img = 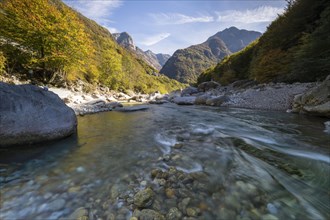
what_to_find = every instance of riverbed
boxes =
[0,104,329,220]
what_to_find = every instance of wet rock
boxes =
[133,209,165,220]
[198,81,221,92]
[172,97,196,105]
[261,214,279,220]
[49,198,66,211]
[166,207,182,220]
[0,82,77,146]
[114,105,149,112]
[165,188,176,198]
[67,207,89,220]
[149,100,168,104]
[105,102,123,109]
[186,207,200,217]
[134,188,154,208]
[292,75,330,117]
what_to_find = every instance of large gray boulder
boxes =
[292,76,330,117]
[172,96,196,105]
[0,82,77,146]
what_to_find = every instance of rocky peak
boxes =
[113,32,136,50]
[112,32,171,70]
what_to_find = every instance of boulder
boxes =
[172,96,196,105]
[181,86,198,96]
[292,75,330,117]
[205,95,229,106]
[195,94,211,105]
[114,105,149,112]
[197,81,221,92]
[0,82,77,146]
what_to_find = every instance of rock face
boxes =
[0,82,77,146]
[112,32,170,70]
[160,27,261,84]
[292,75,330,117]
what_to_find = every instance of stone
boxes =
[133,188,154,208]
[48,198,66,211]
[149,100,168,104]
[67,207,89,220]
[166,207,182,220]
[186,207,200,217]
[181,86,199,96]
[205,95,229,106]
[197,81,221,92]
[194,94,211,105]
[133,209,165,220]
[114,105,149,112]
[292,75,330,117]
[165,188,176,198]
[172,96,196,105]
[0,82,77,146]
[105,102,123,109]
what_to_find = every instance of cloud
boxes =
[64,0,122,25]
[140,33,171,46]
[149,13,214,25]
[216,6,284,24]
[105,26,119,34]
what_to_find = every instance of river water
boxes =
[0,104,329,220]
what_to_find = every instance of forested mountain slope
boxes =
[198,0,330,85]
[0,0,182,93]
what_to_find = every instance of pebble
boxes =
[133,188,154,208]
[48,198,66,211]
[166,207,182,220]
[76,167,85,173]
[261,214,279,220]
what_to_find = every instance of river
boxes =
[0,104,329,220]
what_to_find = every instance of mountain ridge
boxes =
[160,27,261,84]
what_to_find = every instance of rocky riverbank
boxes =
[162,76,330,118]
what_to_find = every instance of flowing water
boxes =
[0,104,329,220]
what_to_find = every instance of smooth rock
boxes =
[133,188,154,208]
[172,97,196,105]
[0,82,77,146]
[48,198,66,211]
[114,105,149,112]
[292,75,330,117]
[205,95,229,106]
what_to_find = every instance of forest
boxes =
[0,0,182,93]
[198,0,330,85]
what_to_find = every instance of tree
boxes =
[0,51,6,73]
[0,0,92,81]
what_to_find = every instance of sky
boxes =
[63,0,287,55]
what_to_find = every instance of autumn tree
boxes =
[0,0,92,81]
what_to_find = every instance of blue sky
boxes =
[64,0,287,55]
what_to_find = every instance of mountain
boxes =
[198,0,330,85]
[160,27,261,84]
[113,32,171,71]
[0,0,182,93]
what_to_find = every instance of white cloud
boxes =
[149,13,214,25]
[140,33,171,46]
[105,26,119,34]
[64,0,122,25]
[216,6,284,24]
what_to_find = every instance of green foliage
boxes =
[0,0,183,93]
[198,0,330,85]
[0,51,6,73]
[0,0,92,81]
